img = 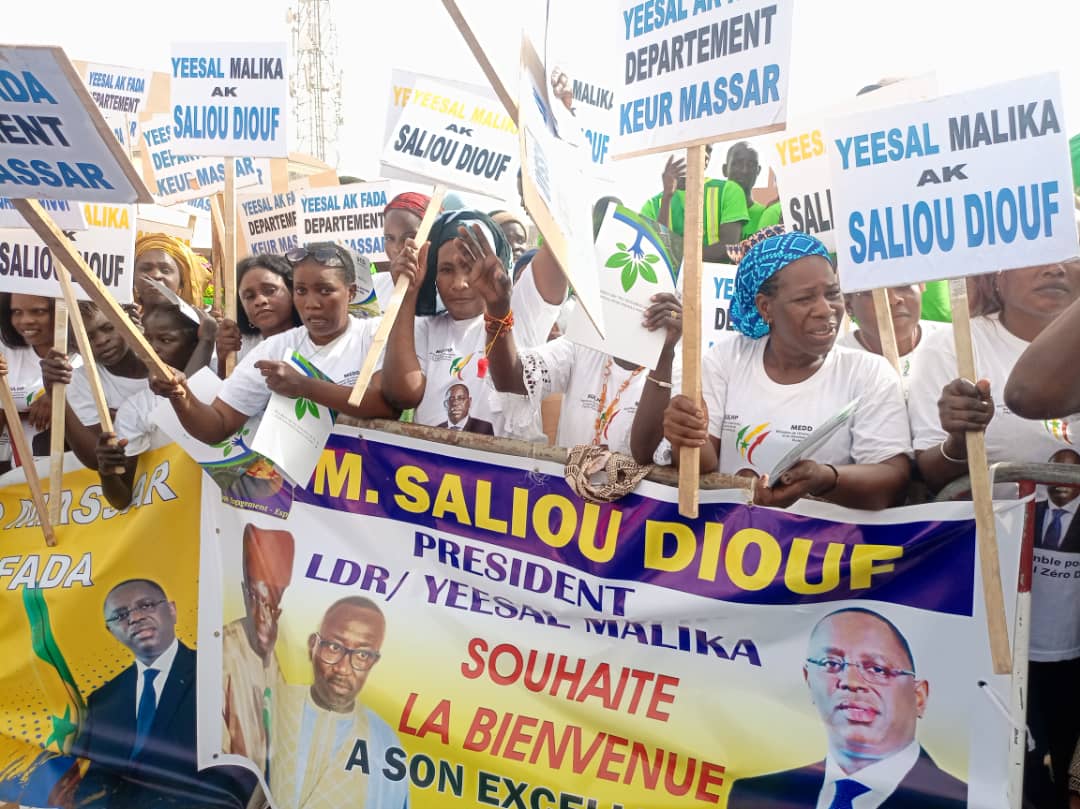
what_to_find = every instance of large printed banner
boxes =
[199,429,1021,809]
[827,72,1079,291]
[613,0,795,158]
[0,203,135,302]
[0,447,260,809]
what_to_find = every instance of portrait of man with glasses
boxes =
[268,596,409,809]
[69,578,257,809]
[222,525,295,780]
[436,383,494,435]
[728,607,966,809]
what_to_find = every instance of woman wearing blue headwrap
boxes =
[633,231,912,509]
[388,210,566,434]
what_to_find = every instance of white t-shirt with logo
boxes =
[115,382,171,457]
[0,345,46,462]
[504,338,679,461]
[703,332,911,476]
[836,319,951,395]
[219,318,380,417]
[68,365,150,427]
[908,313,1080,661]
[413,266,560,432]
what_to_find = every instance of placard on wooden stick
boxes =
[0,366,55,546]
[679,145,707,518]
[48,303,69,527]
[440,0,519,126]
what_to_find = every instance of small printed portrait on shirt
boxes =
[1036,449,1080,553]
[436,383,494,435]
[726,607,967,809]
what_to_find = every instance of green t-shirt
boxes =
[758,201,783,229]
[921,279,952,323]
[743,202,765,238]
[640,179,748,247]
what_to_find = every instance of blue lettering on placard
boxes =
[834,123,939,170]
[963,182,1060,247]
[0,71,58,104]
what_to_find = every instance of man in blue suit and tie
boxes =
[727,608,966,809]
[70,579,256,809]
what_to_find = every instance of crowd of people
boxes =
[1,135,1080,807]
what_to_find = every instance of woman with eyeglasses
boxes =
[214,254,302,365]
[152,241,423,445]
[387,210,565,436]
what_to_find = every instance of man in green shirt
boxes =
[640,143,749,262]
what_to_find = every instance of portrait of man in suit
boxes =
[71,578,256,809]
[436,383,494,435]
[1035,449,1080,553]
[269,596,408,809]
[222,525,295,778]
[727,607,966,809]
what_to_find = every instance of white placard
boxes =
[0,198,87,230]
[0,45,151,203]
[83,61,150,117]
[296,181,418,263]
[249,349,335,485]
[613,0,795,159]
[565,203,677,368]
[828,73,1080,291]
[238,188,300,256]
[770,76,938,252]
[169,42,288,157]
[381,75,519,199]
[141,113,268,204]
[0,203,135,301]
[701,261,738,348]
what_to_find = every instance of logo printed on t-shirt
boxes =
[736,423,770,464]
[1045,418,1074,445]
[449,354,474,379]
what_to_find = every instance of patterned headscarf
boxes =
[418,210,512,317]
[134,233,211,308]
[730,232,831,339]
[385,192,431,220]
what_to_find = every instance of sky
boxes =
[6,0,1080,212]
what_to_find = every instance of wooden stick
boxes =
[949,277,1012,674]
[0,358,56,546]
[11,199,173,380]
[346,185,447,408]
[55,265,125,475]
[441,0,519,125]
[48,302,69,527]
[222,162,238,377]
[870,288,901,374]
[678,145,706,519]
[210,194,227,311]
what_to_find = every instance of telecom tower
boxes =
[288,0,343,167]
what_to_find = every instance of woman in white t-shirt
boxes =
[907,260,1080,805]
[391,210,564,435]
[215,254,302,365]
[654,231,912,510]
[39,302,150,471]
[838,284,950,395]
[152,243,422,445]
[0,293,68,470]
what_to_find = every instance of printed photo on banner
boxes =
[0,45,151,203]
[0,203,136,303]
[613,0,795,158]
[0,447,261,809]
[197,429,1022,809]
[382,71,519,200]
[827,72,1080,291]
[169,42,289,158]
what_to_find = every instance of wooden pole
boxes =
[346,185,447,408]
[949,277,1012,674]
[678,145,706,519]
[12,199,173,379]
[871,288,901,374]
[441,0,519,125]
[221,161,239,377]
[54,265,125,475]
[0,357,56,547]
[48,302,69,527]
[210,194,227,313]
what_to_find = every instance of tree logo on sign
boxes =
[606,228,660,292]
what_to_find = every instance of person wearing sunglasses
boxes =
[68,578,257,809]
[728,608,965,809]
[268,596,409,809]
[151,241,424,444]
